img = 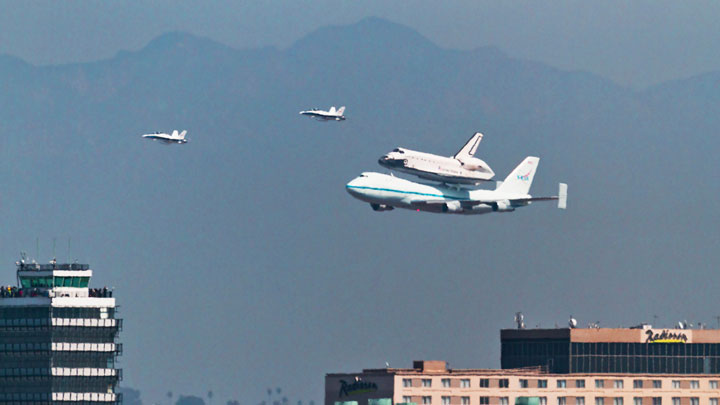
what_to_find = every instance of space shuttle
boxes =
[378,132,495,184]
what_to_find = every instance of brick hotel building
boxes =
[325,327,720,405]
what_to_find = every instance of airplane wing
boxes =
[410,182,567,210]
[510,183,567,208]
[409,199,483,208]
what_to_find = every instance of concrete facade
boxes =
[326,361,720,405]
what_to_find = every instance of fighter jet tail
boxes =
[171,130,179,138]
[453,132,483,159]
[328,106,337,114]
[337,106,346,115]
[178,130,187,140]
[496,156,539,195]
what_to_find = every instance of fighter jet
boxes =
[142,130,188,144]
[299,106,346,121]
[378,132,494,184]
[346,156,567,215]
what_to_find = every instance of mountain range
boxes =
[1,17,719,404]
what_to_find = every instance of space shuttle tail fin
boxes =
[453,132,483,159]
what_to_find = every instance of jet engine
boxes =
[442,201,463,213]
[370,203,394,212]
[492,201,515,212]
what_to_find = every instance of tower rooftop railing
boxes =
[17,262,89,271]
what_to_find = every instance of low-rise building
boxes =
[326,327,720,405]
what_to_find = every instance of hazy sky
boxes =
[2,1,720,87]
[2,3,720,405]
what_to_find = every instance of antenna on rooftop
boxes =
[715,316,720,329]
[514,312,525,329]
[67,237,71,263]
[36,237,39,261]
[52,237,57,263]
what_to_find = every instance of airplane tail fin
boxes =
[453,132,483,159]
[337,106,346,115]
[178,130,187,139]
[171,130,179,138]
[496,156,539,195]
[328,106,336,114]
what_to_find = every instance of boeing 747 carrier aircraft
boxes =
[378,132,494,184]
[347,156,566,215]
[299,106,346,121]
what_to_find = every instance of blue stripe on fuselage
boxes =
[345,185,465,200]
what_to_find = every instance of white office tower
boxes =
[0,258,122,404]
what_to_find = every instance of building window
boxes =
[423,397,432,405]
[596,380,605,389]
[480,397,490,405]
[500,398,509,405]
[709,399,718,405]
[499,379,509,388]
[403,397,412,403]
[576,398,585,405]
[558,380,567,388]
[690,381,699,389]
[652,381,662,389]
[442,397,451,405]
[462,397,470,405]
[403,379,413,388]
[576,380,586,388]
[614,380,623,389]
[442,379,451,388]
[671,381,680,389]
[652,398,661,405]
[689,399,698,405]
[559,397,567,405]
[479,379,489,388]
[633,380,643,389]
[520,379,529,388]
[595,399,604,405]
[461,379,471,388]
[614,398,623,405]
[540,398,547,405]
[671,398,680,405]
[423,379,432,388]
[710,381,719,389]
[538,380,548,388]
[633,398,642,405]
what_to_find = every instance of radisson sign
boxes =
[339,379,378,397]
[645,329,689,343]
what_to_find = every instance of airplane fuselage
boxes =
[142,134,188,144]
[379,149,494,184]
[299,111,345,121]
[346,172,529,215]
